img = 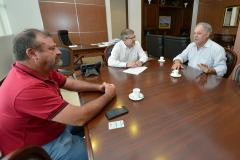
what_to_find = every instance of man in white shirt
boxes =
[108,29,148,68]
[172,22,227,77]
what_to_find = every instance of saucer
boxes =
[158,59,166,62]
[170,73,181,78]
[129,93,144,101]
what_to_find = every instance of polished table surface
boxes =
[78,60,240,160]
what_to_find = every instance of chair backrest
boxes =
[233,64,240,82]
[1,146,51,160]
[58,46,75,76]
[224,48,237,78]
[146,34,163,58]
[163,35,190,59]
[57,30,72,46]
[104,45,114,64]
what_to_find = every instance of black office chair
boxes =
[163,35,190,59]
[58,30,73,46]
[233,64,240,83]
[58,46,81,77]
[146,34,164,58]
[224,48,237,78]
[1,146,51,160]
[104,45,114,65]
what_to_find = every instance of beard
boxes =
[49,57,62,70]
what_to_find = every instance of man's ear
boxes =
[26,48,38,61]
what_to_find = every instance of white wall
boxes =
[128,0,142,43]
[0,35,14,80]
[0,0,43,79]
[190,0,199,41]
[5,0,43,34]
[110,0,127,39]
[105,0,112,40]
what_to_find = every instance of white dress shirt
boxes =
[108,40,148,68]
[173,39,227,77]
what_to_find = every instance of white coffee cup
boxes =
[172,69,179,75]
[160,56,164,61]
[132,88,141,98]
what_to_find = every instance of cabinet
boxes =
[142,0,193,49]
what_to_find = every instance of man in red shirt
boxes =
[0,29,116,160]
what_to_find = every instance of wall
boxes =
[5,0,44,34]
[128,0,142,43]
[197,0,239,35]
[110,0,127,39]
[39,0,108,45]
[0,0,43,80]
[0,35,14,80]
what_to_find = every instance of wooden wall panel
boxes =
[80,32,107,44]
[75,0,105,5]
[197,0,240,35]
[40,0,74,2]
[38,0,108,45]
[39,2,78,32]
[77,5,98,32]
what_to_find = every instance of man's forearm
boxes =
[63,78,100,92]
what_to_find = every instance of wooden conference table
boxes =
[70,44,107,63]
[78,59,240,160]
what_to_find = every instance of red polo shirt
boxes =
[0,62,68,155]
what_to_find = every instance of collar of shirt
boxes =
[193,39,212,49]
[14,62,51,81]
[120,40,128,49]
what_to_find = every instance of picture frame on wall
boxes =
[159,16,171,29]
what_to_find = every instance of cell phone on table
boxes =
[105,106,129,120]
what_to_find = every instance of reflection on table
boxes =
[78,59,240,160]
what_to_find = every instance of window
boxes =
[0,0,12,36]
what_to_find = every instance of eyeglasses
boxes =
[127,35,136,40]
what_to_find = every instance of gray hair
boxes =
[120,28,134,40]
[13,29,51,61]
[196,22,212,33]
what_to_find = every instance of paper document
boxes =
[108,120,124,130]
[123,67,147,75]
[69,45,78,48]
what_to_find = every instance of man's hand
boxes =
[197,64,216,74]
[135,60,143,67]
[104,83,116,98]
[98,82,106,92]
[171,60,184,70]
[126,62,138,68]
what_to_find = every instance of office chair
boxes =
[146,34,163,58]
[58,30,73,46]
[1,146,51,160]
[163,35,190,59]
[104,45,114,65]
[233,64,240,83]
[58,46,81,77]
[224,48,237,78]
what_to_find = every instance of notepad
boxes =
[123,67,147,75]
